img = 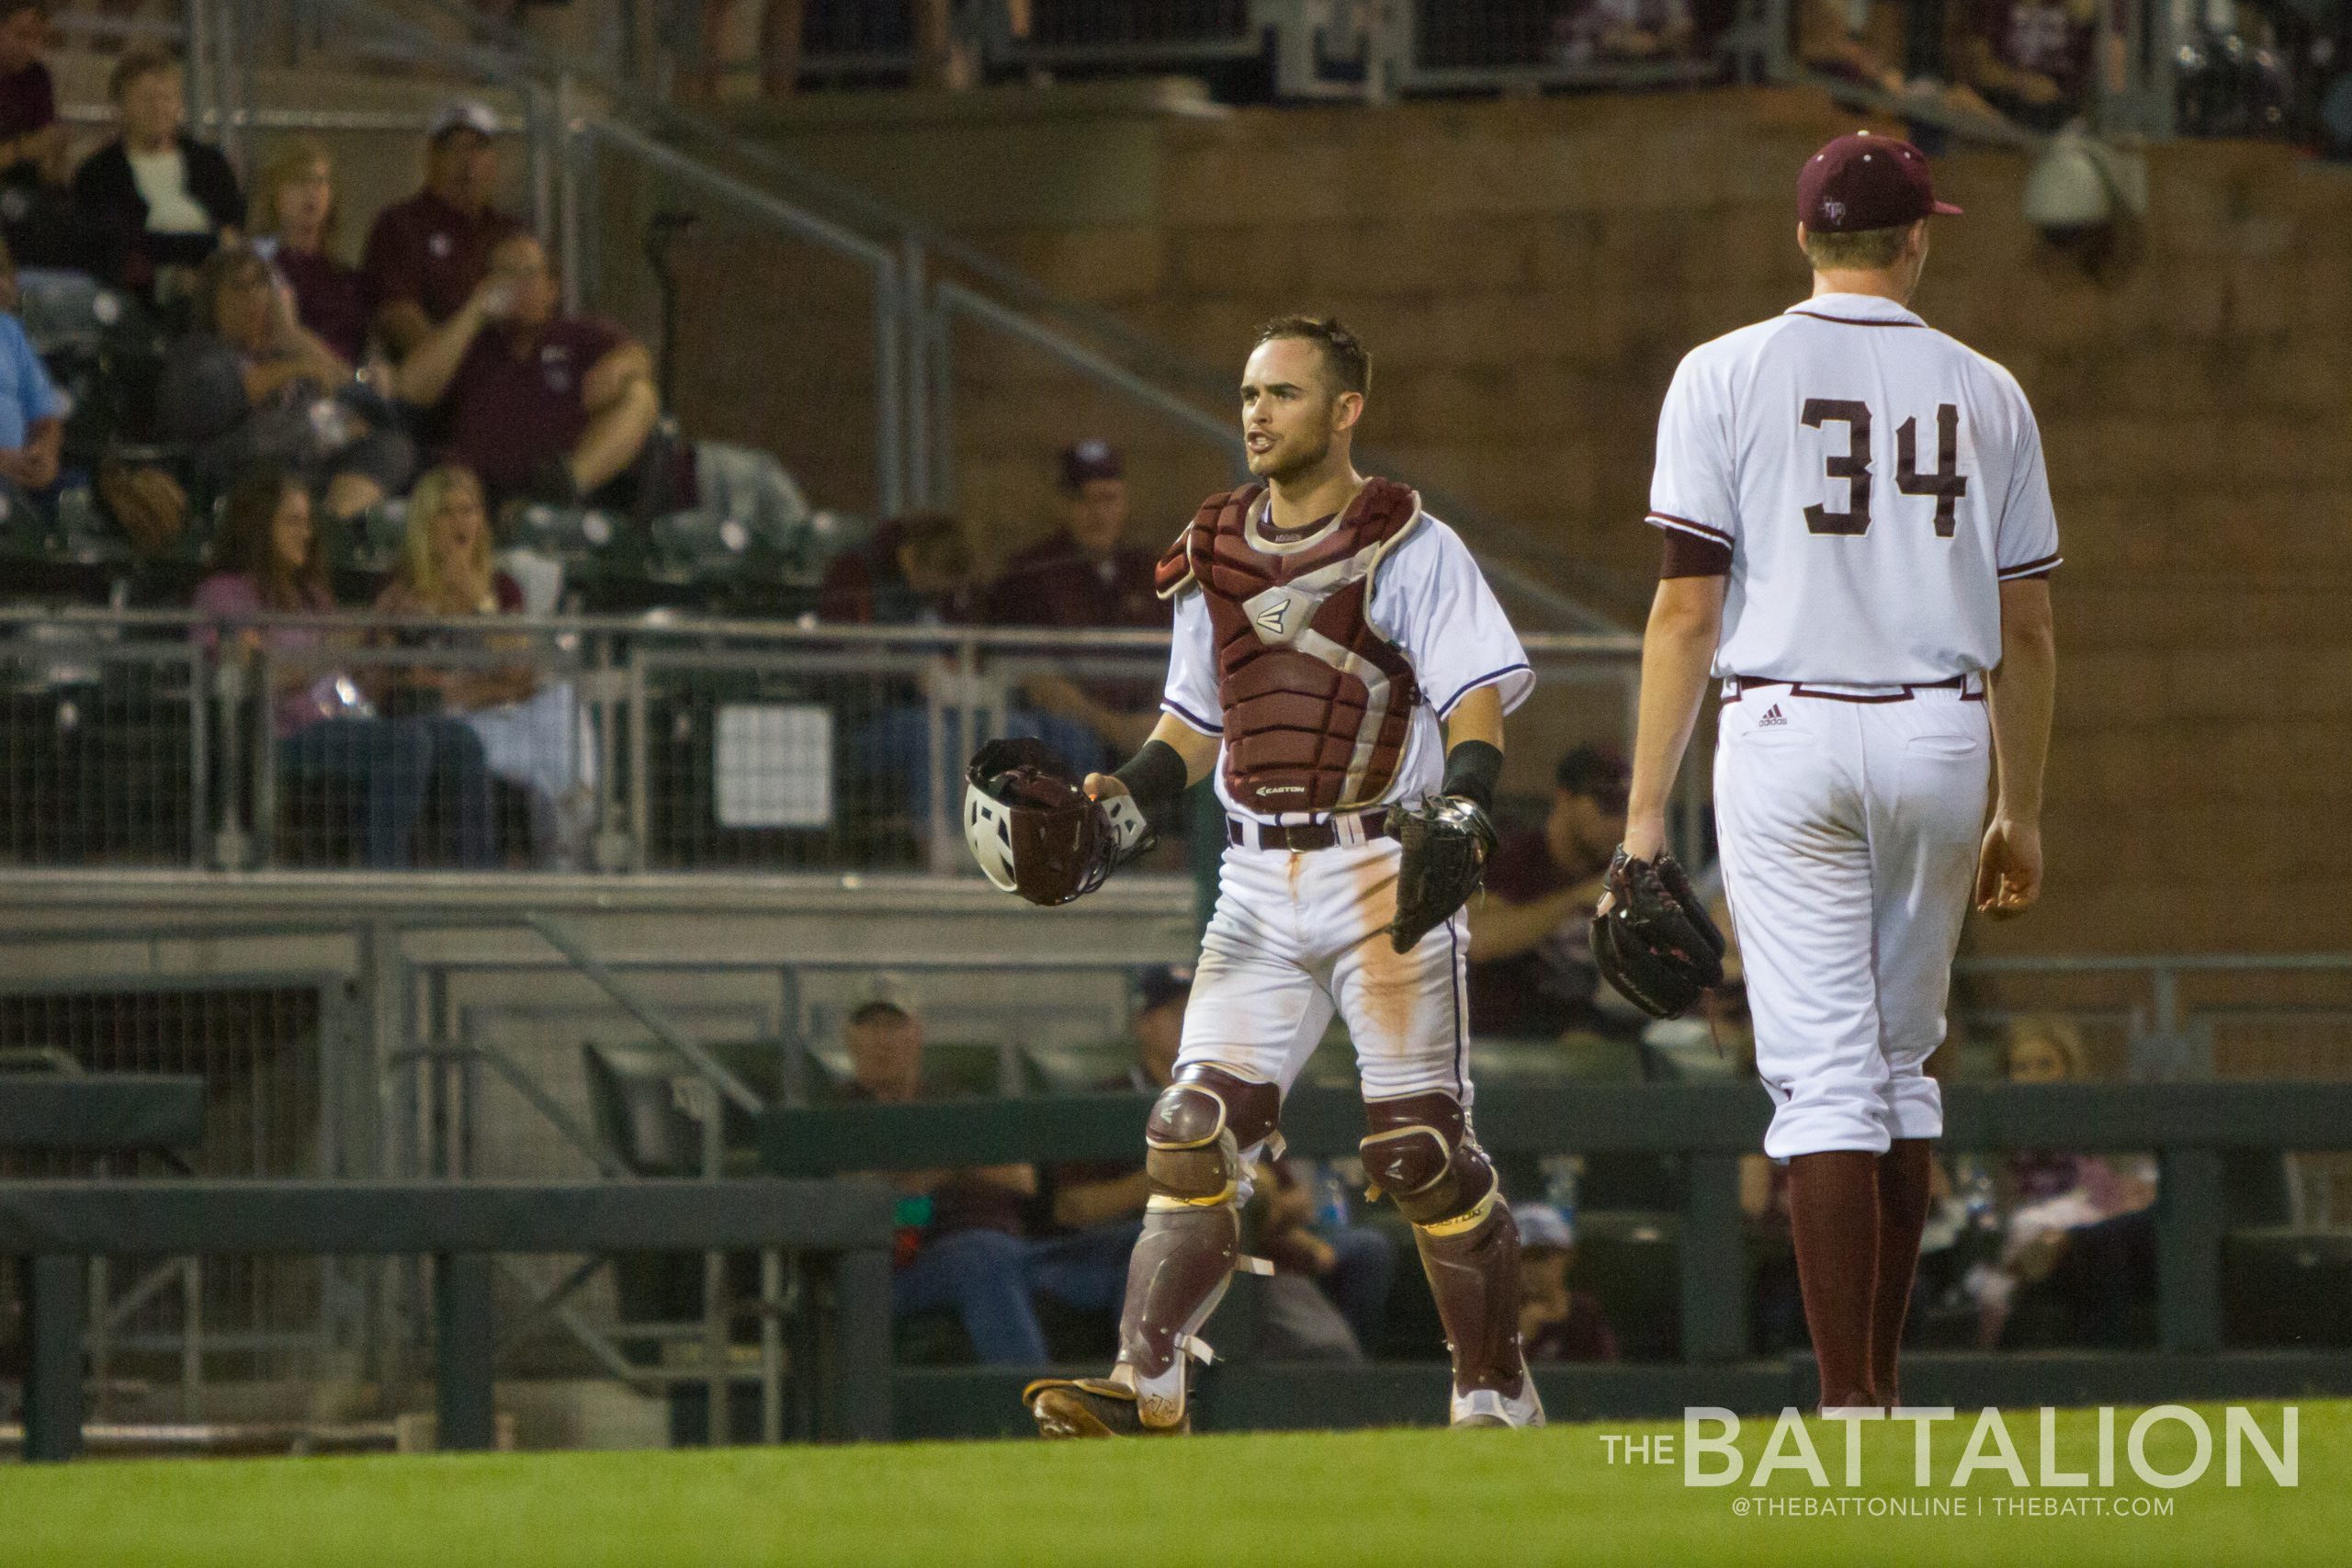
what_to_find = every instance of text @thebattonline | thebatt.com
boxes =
[1594,1405,2299,1518]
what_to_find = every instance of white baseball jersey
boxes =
[1159,514,1533,827]
[1646,292,2061,685]
[1156,509,1530,1111]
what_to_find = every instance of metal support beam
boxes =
[1679,1152,1745,1362]
[523,913,762,1113]
[830,1247,894,1442]
[433,1253,498,1450]
[2156,1147,2223,1353]
[24,1255,86,1461]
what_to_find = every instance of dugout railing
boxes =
[0,1177,898,1462]
[0,606,1668,879]
[758,1078,2352,1431]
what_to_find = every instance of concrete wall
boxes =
[701,84,2352,959]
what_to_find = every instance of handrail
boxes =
[321,0,1635,630]
[0,603,1644,655]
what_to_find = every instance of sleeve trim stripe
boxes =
[1646,513,1734,546]
[1161,699,1223,736]
[1434,663,1532,719]
[1997,552,2063,580]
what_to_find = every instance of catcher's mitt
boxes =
[1591,849,1726,1019]
[1385,795,1497,953]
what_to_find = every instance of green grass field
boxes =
[6,1399,2341,1567]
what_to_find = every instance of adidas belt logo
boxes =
[1758,704,1787,728]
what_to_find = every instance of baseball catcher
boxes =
[1591,847,1726,1019]
[970,316,1543,1437]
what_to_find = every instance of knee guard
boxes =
[1143,1065,1281,1208]
[1358,1090,1500,1233]
[1363,1091,1527,1397]
[1116,1064,1282,1427]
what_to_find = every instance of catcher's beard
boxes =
[1254,428,1334,487]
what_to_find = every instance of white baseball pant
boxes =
[1178,831,1473,1109]
[1713,678,1991,1160]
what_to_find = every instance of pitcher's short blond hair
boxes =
[1803,223,1913,273]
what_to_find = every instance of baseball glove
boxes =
[1591,849,1727,1019]
[1385,795,1497,953]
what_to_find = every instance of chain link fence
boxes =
[0,608,1651,878]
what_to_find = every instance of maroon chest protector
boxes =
[1155,479,1425,815]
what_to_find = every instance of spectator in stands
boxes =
[825,513,986,840]
[156,243,413,519]
[1798,0,1898,86]
[394,231,660,512]
[0,2,69,270]
[374,464,592,868]
[1467,744,1642,1042]
[1513,1201,1620,1362]
[983,439,1168,764]
[1026,966,1188,1344]
[1045,967,1395,1359]
[848,977,1057,1364]
[687,0,805,99]
[250,140,370,367]
[360,100,523,361]
[1964,1017,2158,1348]
[1956,0,2096,130]
[1250,1153,1397,1360]
[1550,0,1696,66]
[0,239,62,509]
[0,2,58,184]
[71,43,243,299]
[820,512,978,626]
[191,465,495,869]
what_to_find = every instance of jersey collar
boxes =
[1783,293,1927,328]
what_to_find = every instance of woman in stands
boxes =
[249,140,370,367]
[192,464,495,869]
[1964,1018,2159,1348]
[377,464,591,867]
[156,243,413,523]
[69,43,242,302]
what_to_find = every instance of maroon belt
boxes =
[1227,808,1392,852]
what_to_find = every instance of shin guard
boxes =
[1112,1064,1279,1429]
[1363,1091,1529,1399]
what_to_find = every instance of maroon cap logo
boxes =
[1798,131,1963,233]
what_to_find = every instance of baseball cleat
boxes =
[1449,1371,1545,1430]
[1023,1377,1189,1438]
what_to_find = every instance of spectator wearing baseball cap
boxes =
[1466,743,1645,1042]
[1040,964,1396,1362]
[69,43,243,298]
[1956,0,2096,133]
[840,974,1059,1365]
[982,439,1170,766]
[1514,1201,1620,1363]
[361,98,524,360]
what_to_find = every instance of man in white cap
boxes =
[361,99,523,360]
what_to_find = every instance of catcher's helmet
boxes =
[963,739,1118,907]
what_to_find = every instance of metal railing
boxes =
[0,606,1661,878]
[141,0,1638,630]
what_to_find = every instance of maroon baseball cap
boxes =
[1798,132,1962,233]
[1057,438,1124,491]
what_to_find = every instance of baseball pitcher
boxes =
[1601,132,2060,1411]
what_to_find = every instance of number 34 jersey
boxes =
[1645,291,2061,686]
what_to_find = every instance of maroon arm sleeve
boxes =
[1659,529,1733,579]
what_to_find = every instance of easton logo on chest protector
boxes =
[1155,479,1426,815]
